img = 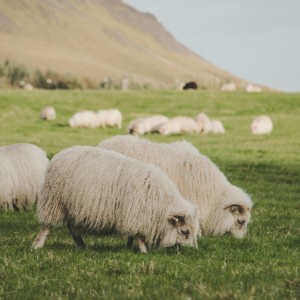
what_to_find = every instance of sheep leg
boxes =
[135,235,147,253]
[33,223,52,249]
[67,223,86,250]
[127,237,134,249]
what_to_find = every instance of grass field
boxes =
[0,90,299,300]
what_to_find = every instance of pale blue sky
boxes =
[125,0,300,92]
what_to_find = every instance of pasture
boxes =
[0,89,299,300]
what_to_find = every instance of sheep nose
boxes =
[237,220,245,226]
[181,229,189,238]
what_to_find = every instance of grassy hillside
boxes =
[0,0,258,89]
[0,90,299,299]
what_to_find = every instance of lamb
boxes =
[211,120,225,134]
[246,83,262,93]
[194,113,212,134]
[98,136,253,238]
[68,111,99,129]
[221,82,236,92]
[0,144,49,211]
[250,116,273,134]
[167,140,200,155]
[158,117,200,136]
[40,106,56,121]
[97,109,122,129]
[126,118,144,134]
[132,115,169,135]
[33,146,199,253]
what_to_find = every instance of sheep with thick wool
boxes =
[97,109,122,129]
[250,116,273,134]
[0,144,49,211]
[158,117,200,136]
[129,115,169,135]
[98,136,252,238]
[126,118,144,134]
[40,106,56,121]
[167,140,200,155]
[33,146,199,253]
[211,120,225,134]
[68,111,99,129]
[194,113,212,134]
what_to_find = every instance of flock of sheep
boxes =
[40,106,273,135]
[1,136,252,253]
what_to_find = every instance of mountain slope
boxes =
[0,0,256,88]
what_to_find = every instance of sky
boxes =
[125,0,300,92]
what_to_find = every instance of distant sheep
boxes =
[158,117,200,136]
[0,144,49,211]
[221,82,236,92]
[24,83,34,91]
[40,106,56,121]
[132,115,169,135]
[98,136,253,238]
[211,120,225,134]
[68,111,99,129]
[167,140,200,155]
[183,82,198,90]
[246,83,262,93]
[126,118,144,134]
[97,109,122,129]
[194,113,212,134]
[33,146,199,253]
[250,116,273,134]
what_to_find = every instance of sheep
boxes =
[23,83,34,91]
[221,82,236,92]
[194,113,212,134]
[97,109,122,129]
[0,143,49,211]
[246,83,262,93]
[158,117,200,136]
[68,111,99,129]
[33,146,199,253]
[132,115,169,135]
[211,120,225,134]
[250,116,273,134]
[126,118,144,134]
[98,136,253,238]
[183,82,198,90]
[167,140,200,155]
[40,106,56,121]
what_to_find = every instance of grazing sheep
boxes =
[68,111,99,129]
[126,118,144,134]
[0,144,49,211]
[167,140,200,155]
[194,113,212,134]
[23,83,34,91]
[132,115,169,135]
[97,109,122,129]
[33,146,199,253]
[98,136,253,238]
[158,117,200,136]
[40,106,56,121]
[221,82,236,92]
[250,116,273,134]
[246,83,262,93]
[183,82,198,90]
[211,120,225,134]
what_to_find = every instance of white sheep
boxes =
[40,106,56,121]
[0,144,49,211]
[132,115,169,135]
[211,120,225,134]
[250,116,273,134]
[98,136,253,238]
[33,146,199,253]
[126,118,144,134]
[246,83,262,93]
[23,83,34,91]
[221,82,236,91]
[97,109,122,129]
[68,111,99,129]
[167,140,200,155]
[158,117,200,136]
[194,113,212,134]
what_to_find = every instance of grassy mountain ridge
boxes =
[0,0,268,89]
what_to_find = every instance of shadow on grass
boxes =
[56,123,69,127]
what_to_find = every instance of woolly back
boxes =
[0,144,49,210]
[37,146,194,246]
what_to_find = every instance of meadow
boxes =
[0,89,299,300]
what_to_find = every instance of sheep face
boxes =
[159,215,199,249]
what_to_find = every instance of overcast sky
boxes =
[125,0,300,92]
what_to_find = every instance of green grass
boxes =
[0,90,300,300]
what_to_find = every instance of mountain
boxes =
[0,0,264,89]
